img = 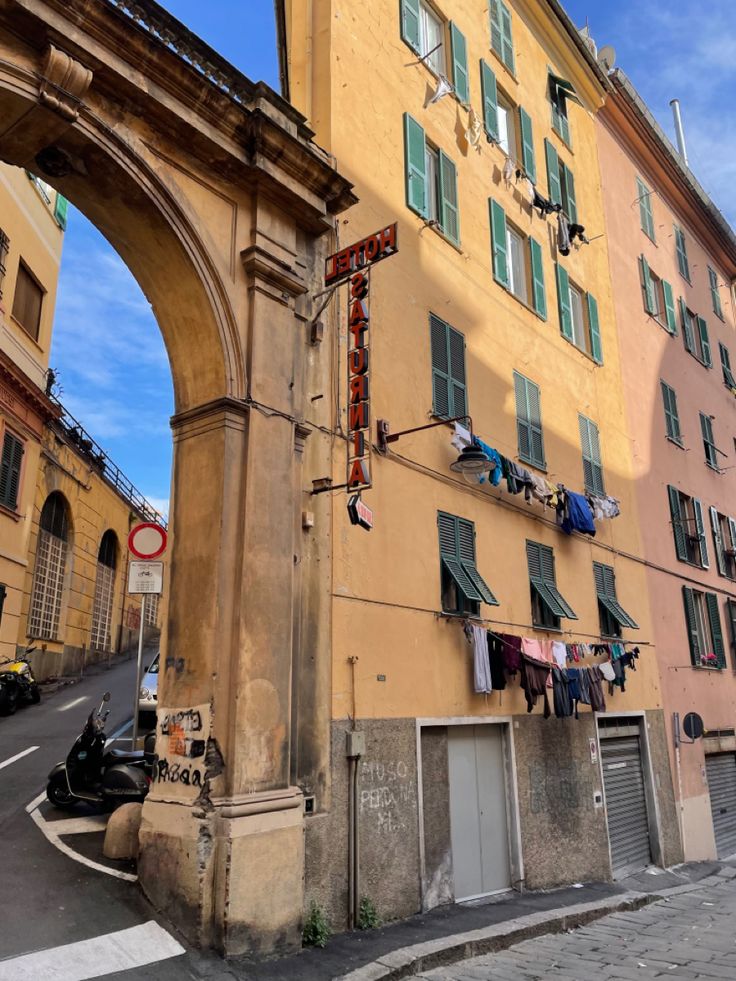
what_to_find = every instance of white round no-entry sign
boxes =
[128,522,167,559]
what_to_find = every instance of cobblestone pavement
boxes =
[411,875,736,980]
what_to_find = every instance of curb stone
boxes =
[335,873,734,981]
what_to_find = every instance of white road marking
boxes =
[0,920,184,980]
[29,804,137,882]
[107,717,133,741]
[46,813,109,835]
[57,696,89,712]
[25,790,46,813]
[0,746,39,771]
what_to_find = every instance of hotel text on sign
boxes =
[325,223,398,287]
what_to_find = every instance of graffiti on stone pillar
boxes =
[359,758,416,834]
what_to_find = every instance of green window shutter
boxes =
[480,60,499,142]
[518,107,536,183]
[514,371,532,463]
[437,512,482,604]
[561,164,577,223]
[668,485,687,561]
[489,198,509,287]
[526,378,545,468]
[540,544,576,618]
[700,412,717,468]
[660,381,681,442]
[555,262,573,340]
[450,23,469,104]
[675,225,690,280]
[719,342,735,388]
[490,0,514,72]
[579,415,604,496]
[438,150,459,245]
[529,236,546,319]
[694,498,709,568]
[400,0,421,52]
[594,562,639,630]
[430,314,450,418]
[587,292,603,364]
[639,255,656,315]
[696,316,712,367]
[457,518,498,606]
[706,593,726,668]
[661,279,678,334]
[438,511,459,558]
[403,113,427,217]
[545,139,562,207]
[709,266,724,320]
[447,323,467,419]
[0,431,24,510]
[636,178,654,240]
[54,194,68,230]
[679,298,695,353]
[710,507,727,577]
[682,587,700,665]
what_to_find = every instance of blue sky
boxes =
[50,0,736,517]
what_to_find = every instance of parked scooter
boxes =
[47,692,155,810]
[0,646,40,715]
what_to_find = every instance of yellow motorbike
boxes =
[0,647,40,715]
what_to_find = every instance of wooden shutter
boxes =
[430,314,450,418]
[518,106,536,183]
[706,593,726,668]
[728,599,736,664]
[579,415,604,496]
[710,507,727,577]
[489,0,503,60]
[661,279,678,334]
[697,317,712,367]
[448,324,467,418]
[694,498,709,568]
[0,431,24,509]
[54,194,68,230]
[438,512,484,606]
[660,381,681,442]
[556,263,573,339]
[514,371,531,462]
[679,298,695,353]
[709,266,724,319]
[490,0,514,71]
[545,139,562,206]
[400,0,421,52]
[587,292,603,364]
[458,517,497,605]
[682,587,700,664]
[527,377,545,468]
[480,60,499,142]
[719,342,735,387]
[403,113,427,217]
[529,236,546,319]
[450,23,469,104]
[561,163,577,223]
[639,255,656,314]
[438,150,459,244]
[489,199,509,287]
[540,544,576,618]
[668,485,687,561]
[701,413,717,468]
[11,262,43,341]
[675,226,690,280]
[636,178,654,240]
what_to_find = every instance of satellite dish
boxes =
[683,712,704,741]
[598,45,617,72]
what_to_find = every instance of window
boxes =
[639,257,678,334]
[578,415,604,496]
[593,563,638,639]
[548,74,579,147]
[144,591,160,627]
[403,114,460,244]
[400,0,446,76]
[449,22,469,103]
[91,530,117,651]
[54,194,68,231]
[497,92,517,159]
[11,260,44,341]
[710,507,736,581]
[527,540,577,631]
[430,313,466,419]
[667,485,708,568]
[544,140,577,223]
[489,200,546,318]
[489,0,514,73]
[0,229,9,300]
[719,343,735,389]
[726,599,736,668]
[514,372,545,469]
[674,224,690,282]
[0,430,24,511]
[679,299,711,367]
[480,60,500,142]
[556,264,602,362]
[660,381,682,445]
[709,266,724,320]
[29,492,71,640]
[683,587,725,668]
[636,177,656,241]
[700,412,720,470]
[438,511,497,615]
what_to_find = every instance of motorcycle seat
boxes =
[104,748,145,763]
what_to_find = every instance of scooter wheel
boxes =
[0,690,18,716]
[30,685,41,704]
[47,774,76,810]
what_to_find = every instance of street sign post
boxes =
[128,522,167,559]
[128,560,164,594]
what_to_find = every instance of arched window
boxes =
[29,492,71,640]
[91,530,117,651]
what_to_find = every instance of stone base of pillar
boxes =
[138,788,305,957]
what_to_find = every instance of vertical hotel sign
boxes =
[324,224,398,505]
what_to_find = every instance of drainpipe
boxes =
[669,99,689,167]
[346,656,364,929]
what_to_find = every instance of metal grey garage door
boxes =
[706,753,736,858]
[601,735,651,877]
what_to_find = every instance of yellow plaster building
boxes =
[281,0,683,926]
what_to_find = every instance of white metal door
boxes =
[706,753,736,858]
[448,724,511,900]
[601,734,651,877]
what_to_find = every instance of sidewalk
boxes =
[192,861,727,981]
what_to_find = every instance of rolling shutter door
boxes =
[601,735,651,876]
[705,754,736,858]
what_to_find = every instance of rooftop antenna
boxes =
[670,99,689,167]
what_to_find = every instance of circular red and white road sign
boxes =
[128,522,167,559]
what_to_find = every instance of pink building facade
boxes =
[598,69,736,860]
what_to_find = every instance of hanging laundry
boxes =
[586,666,607,712]
[557,212,571,256]
[487,633,507,690]
[428,74,454,104]
[576,667,591,705]
[473,437,503,486]
[598,660,615,683]
[520,654,551,718]
[533,188,561,219]
[524,177,536,205]
[569,223,589,245]
[530,474,553,508]
[587,494,621,520]
[451,421,471,453]
[465,107,483,151]
[467,623,493,694]
[502,155,515,185]
[551,641,567,668]
[505,461,534,501]
[567,668,582,719]
[552,667,573,718]
[560,489,596,536]
[499,633,522,675]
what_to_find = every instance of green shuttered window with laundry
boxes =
[430,313,467,420]
[514,371,545,469]
[438,511,497,613]
[594,562,638,634]
[527,540,577,625]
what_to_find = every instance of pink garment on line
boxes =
[521,638,554,686]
